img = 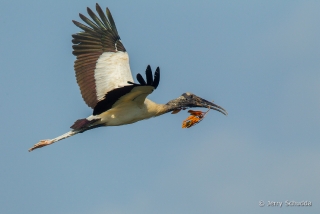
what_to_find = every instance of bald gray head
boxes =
[164,92,227,115]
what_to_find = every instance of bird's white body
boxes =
[90,98,164,126]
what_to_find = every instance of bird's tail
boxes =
[70,117,100,129]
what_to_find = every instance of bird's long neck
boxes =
[155,96,188,116]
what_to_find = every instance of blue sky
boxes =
[1,1,320,214]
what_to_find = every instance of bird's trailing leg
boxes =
[28,130,81,152]
[29,121,104,152]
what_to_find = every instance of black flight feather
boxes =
[145,65,153,85]
[86,7,106,30]
[128,65,160,88]
[96,3,112,30]
[136,73,146,85]
[79,13,103,33]
[72,20,100,36]
[106,8,119,37]
[152,67,160,89]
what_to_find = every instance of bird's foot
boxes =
[28,139,53,152]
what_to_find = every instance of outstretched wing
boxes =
[93,65,160,115]
[72,3,133,108]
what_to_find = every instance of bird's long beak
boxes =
[165,92,228,116]
[193,96,228,116]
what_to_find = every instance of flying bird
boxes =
[29,3,227,152]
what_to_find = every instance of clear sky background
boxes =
[1,1,320,214]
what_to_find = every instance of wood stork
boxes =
[29,3,227,152]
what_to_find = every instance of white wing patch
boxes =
[94,51,134,101]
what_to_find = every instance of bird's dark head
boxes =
[165,92,228,116]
